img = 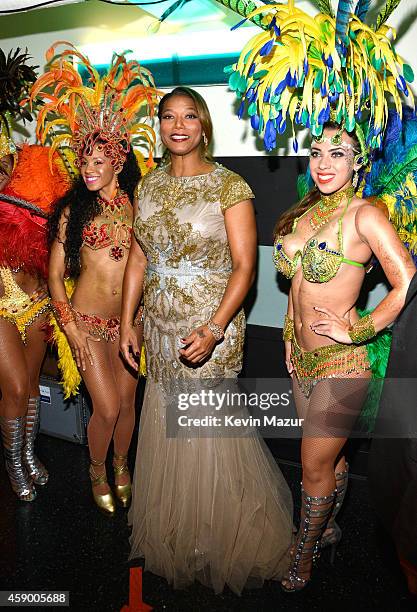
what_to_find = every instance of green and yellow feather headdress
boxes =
[225,0,414,152]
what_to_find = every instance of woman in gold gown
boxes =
[120,87,293,594]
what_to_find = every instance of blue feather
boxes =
[363,107,417,198]
[335,0,355,53]
[355,0,371,21]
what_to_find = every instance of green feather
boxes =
[374,0,402,30]
[373,145,417,195]
[297,174,309,200]
[310,0,335,17]
[358,309,392,433]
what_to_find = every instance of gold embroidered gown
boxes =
[129,164,293,595]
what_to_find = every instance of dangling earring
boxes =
[352,171,359,190]
[203,133,208,147]
[115,175,120,190]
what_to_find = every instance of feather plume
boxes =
[362,108,417,254]
[228,2,413,152]
[29,42,161,167]
[375,0,402,31]
[335,0,355,52]
[372,147,417,195]
[355,0,371,21]
[0,48,38,122]
[0,144,70,278]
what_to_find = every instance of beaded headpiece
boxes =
[0,48,37,164]
[29,42,161,172]
[225,0,414,154]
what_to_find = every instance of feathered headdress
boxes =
[0,48,38,160]
[225,0,414,152]
[362,106,417,259]
[28,41,161,172]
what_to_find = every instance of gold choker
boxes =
[310,185,354,230]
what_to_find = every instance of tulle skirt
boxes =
[128,380,293,595]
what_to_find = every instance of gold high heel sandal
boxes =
[113,454,131,508]
[89,458,116,515]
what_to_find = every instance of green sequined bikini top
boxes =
[273,194,364,283]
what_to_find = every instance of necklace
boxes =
[310,185,354,230]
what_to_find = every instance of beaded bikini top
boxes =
[82,191,132,262]
[274,192,364,283]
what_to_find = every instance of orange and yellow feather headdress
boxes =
[28,41,161,172]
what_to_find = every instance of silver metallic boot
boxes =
[320,463,349,561]
[281,485,336,592]
[23,397,49,485]
[0,416,36,501]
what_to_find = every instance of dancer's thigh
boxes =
[303,371,371,438]
[79,334,119,418]
[23,312,48,396]
[109,327,141,408]
[0,318,29,413]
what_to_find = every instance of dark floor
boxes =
[0,432,415,612]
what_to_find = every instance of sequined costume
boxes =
[0,144,71,340]
[274,187,364,282]
[0,268,50,344]
[81,191,132,262]
[73,307,144,343]
[128,163,293,595]
[286,319,370,398]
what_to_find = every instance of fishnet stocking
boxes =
[292,370,370,496]
[284,369,371,586]
[78,321,141,493]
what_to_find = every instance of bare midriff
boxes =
[71,247,129,317]
[291,263,365,351]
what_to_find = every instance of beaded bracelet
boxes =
[207,319,224,342]
[51,300,76,328]
[283,315,294,342]
[348,313,376,344]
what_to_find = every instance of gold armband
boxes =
[348,314,376,344]
[283,315,294,342]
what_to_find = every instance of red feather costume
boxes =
[0,144,70,279]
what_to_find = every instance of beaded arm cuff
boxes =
[348,314,376,344]
[207,319,224,342]
[51,300,76,328]
[283,315,294,342]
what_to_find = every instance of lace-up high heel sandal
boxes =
[23,397,49,485]
[281,485,336,593]
[113,454,131,508]
[0,416,36,502]
[89,458,115,515]
[320,463,349,563]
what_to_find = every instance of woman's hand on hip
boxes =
[120,324,140,371]
[310,306,352,344]
[65,325,100,371]
[179,325,217,364]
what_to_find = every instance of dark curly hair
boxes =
[49,149,140,278]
